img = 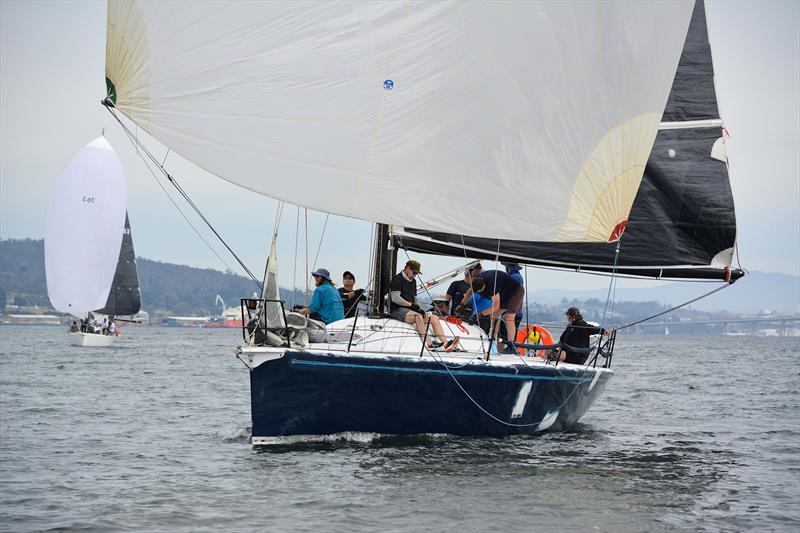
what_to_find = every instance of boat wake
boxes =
[215,424,251,443]
[251,431,456,450]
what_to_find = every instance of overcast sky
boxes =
[1,1,798,299]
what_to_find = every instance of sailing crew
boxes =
[458,269,524,353]
[499,262,524,344]
[101,317,109,335]
[552,307,611,364]
[88,315,97,333]
[429,295,450,317]
[390,260,459,351]
[445,263,482,317]
[69,321,79,333]
[107,319,117,336]
[338,271,366,319]
[300,268,345,324]
[469,293,494,334]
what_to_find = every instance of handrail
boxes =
[240,298,290,347]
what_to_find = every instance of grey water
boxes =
[1,326,798,532]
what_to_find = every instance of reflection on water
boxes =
[1,327,798,532]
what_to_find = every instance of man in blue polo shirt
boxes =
[301,268,345,324]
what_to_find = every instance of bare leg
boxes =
[405,311,432,347]
[503,313,517,349]
[428,314,448,344]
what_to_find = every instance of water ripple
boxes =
[1,327,798,532]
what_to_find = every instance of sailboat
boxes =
[103,1,742,439]
[45,137,141,347]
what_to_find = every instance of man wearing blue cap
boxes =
[301,268,345,324]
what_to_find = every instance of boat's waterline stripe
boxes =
[290,359,594,382]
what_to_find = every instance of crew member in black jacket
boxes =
[556,307,611,364]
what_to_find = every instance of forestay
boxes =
[45,137,128,315]
[106,1,694,243]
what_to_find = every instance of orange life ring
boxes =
[515,324,554,357]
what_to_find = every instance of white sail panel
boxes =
[260,237,285,329]
[107,1,693,242]
[45,137,128,315]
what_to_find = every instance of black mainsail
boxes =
[396,1,741,281]
[96,212,141,316]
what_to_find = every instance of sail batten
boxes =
[660,118,724,130]
[106,0,695,244]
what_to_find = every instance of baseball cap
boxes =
[405,260,422,274]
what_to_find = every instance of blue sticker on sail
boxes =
[383,79,394,90]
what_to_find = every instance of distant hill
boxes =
[529,270,799,315]
[1,238,797,315]
[0,239,47,308]
[0,239,303,315]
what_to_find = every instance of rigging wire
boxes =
[292,205,300,309]
[524,265,530,339]
[271,201,285,240]
[614,281,733,331]
[424,345,596,428]
[112,110,243,281]
[598,242,621,331]
[103,103,263,291]
[304,208,309,307]
[311,213,330,271]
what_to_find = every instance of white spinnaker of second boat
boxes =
[106,1,695,243]
[45,137,127,315]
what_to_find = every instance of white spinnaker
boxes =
[107,1,694,243]
[45,137,128,315]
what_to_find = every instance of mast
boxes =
[370,223,396,317]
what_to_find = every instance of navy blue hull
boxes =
[250,352,612,438]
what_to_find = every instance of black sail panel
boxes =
[96,212,142,316]
[398,0,741,282]
[662,0,719,122]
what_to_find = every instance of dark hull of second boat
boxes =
[249,351,612,440]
